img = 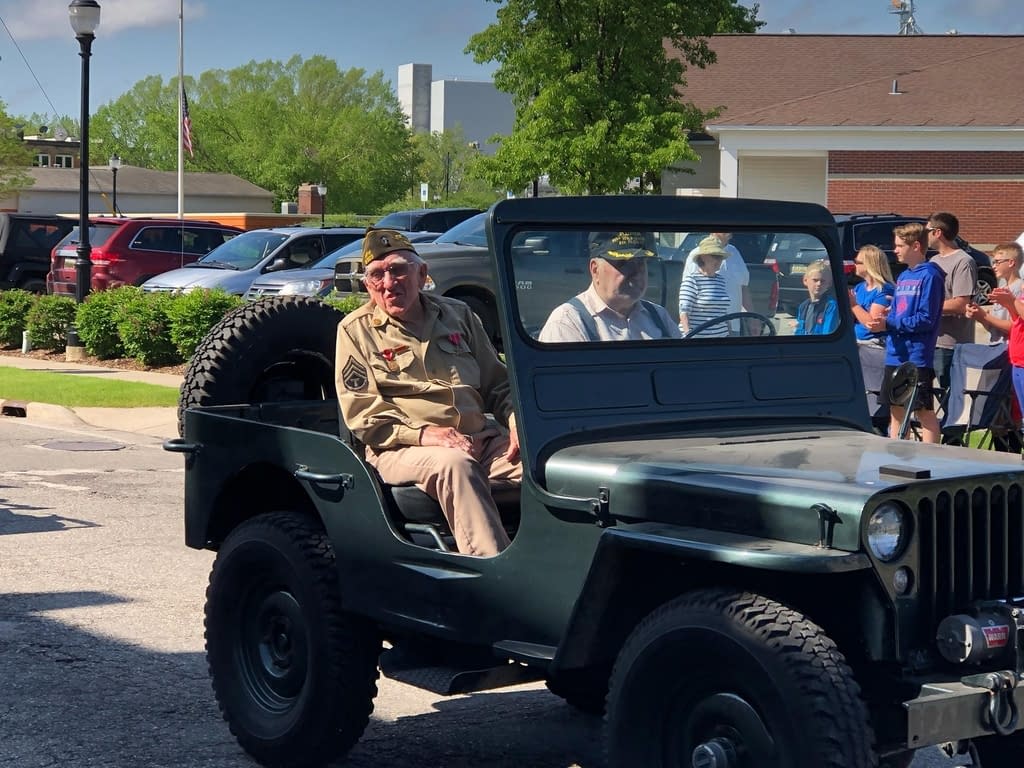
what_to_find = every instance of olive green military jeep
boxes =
[167,196,1024,768]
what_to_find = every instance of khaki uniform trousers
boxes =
[367,431,521,557]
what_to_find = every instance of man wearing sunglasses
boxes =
[335,228,519,557]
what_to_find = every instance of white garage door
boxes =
[738,156,827,204]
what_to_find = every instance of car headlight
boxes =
[281,279,330,296]
[423,275,436,291]
[867,502,909,562]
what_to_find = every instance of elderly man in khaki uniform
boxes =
[335,228,520,557]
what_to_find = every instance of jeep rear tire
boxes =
[605,589,877,768]
[178,296,342,435]
[206,512,381,768]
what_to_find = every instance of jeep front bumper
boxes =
[905,672,1024,748]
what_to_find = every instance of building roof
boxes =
[673,34,1024,128]
[24,166,273,200]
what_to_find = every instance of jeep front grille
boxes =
[918,483,1024,628]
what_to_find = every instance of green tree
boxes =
[90,56,418,212]
[465,0,762,194]
[408,128,503,209]
[0,103,33,199]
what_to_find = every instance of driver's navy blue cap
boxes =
[589,231,657,261]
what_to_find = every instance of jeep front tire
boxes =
[605,589,876,767]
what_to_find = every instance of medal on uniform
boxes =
[377,345,409,372]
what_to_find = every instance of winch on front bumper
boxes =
[905,599,1024,748]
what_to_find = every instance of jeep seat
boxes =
[337,405,520,550]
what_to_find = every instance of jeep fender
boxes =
[549,524,872,676]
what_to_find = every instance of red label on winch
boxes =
[983,624,1010,648]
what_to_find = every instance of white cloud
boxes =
[0,1,206,41]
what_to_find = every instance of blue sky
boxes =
[1,0,1021,122]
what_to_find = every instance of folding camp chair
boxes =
[942,343,1019,451]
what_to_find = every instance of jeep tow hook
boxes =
[964,670,1020,736]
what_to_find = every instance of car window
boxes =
[852,222,904,254]
[13,221,69,251]
[374,212,413,230]
[195,230,290,269]
[56,223,120,249]
[511,228,841,342]
[434,213,487,246]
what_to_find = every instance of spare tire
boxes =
[178,297,344,436]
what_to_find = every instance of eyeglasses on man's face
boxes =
[992,258,1017,265]
[364,262,415,288]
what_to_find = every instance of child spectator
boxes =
[848,245,895,345]
[679,236,731,338]
[794,260,838,335]
[864,222,945,442]
[988,283,1024,425]
[965,242,1024,344]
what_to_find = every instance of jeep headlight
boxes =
[867,502,908,562]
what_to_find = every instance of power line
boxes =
[0,13,65,119]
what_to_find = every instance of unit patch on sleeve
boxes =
[342,356,369,391]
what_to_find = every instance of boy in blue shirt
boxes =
[794,260,839,335]
[864,222,945,442]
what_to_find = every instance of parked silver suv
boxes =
[142,227,363,295]
[243,231,439,301]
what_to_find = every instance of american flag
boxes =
[181,89,194,158]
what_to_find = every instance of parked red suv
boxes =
[48,218,242,296]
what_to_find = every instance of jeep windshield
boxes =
[507,227,841,341]
[187,230,289,270]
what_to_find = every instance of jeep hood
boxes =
[543,427,1024,551]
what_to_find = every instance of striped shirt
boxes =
[679,273,731,338]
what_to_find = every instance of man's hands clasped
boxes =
[419,421,521,463]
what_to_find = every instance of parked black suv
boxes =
[0,213,75,293]
[374,207,481,233]
[772,213,993,314]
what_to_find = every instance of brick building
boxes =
[664,35,1024,247]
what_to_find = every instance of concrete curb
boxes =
[1,398,177,439]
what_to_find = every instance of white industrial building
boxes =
[397,63,515,155]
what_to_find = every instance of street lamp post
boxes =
[66,0,101,359]
[109,153,121,215]
[316,182,327,227]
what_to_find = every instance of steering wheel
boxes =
[684,311,776,339]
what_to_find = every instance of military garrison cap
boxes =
[362,228,418,266]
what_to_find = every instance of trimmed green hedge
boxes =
[2,290,349,366]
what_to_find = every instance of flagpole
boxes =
[176,0,184,219]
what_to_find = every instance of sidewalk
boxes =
[0,354,182,440]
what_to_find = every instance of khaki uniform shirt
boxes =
[335,294,512,450]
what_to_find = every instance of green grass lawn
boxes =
[0,367,178,407]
